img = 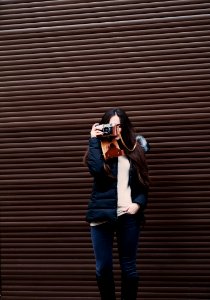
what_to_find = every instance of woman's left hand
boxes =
[124,203,140,214]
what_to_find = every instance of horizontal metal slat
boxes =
[1,1,209,18]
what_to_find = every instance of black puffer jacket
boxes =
[86,137,148,223]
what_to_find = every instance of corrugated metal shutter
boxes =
[1,1,210,299]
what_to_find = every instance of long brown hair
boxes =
[84,108,150,188]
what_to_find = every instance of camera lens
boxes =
[103,125,112,135]
[103,128,110,134]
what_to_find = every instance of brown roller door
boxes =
[0,1,210,299]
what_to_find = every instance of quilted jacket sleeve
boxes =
[132,188,148,211]
[87,137,106,177]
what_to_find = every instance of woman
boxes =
[84,108,150,300]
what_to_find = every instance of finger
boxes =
[123,207,129,212]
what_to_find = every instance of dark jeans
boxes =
[90,214,141,279]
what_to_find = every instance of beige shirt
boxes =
[117,155,132,216]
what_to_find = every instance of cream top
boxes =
[117,155,132,216]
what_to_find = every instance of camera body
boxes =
[97,123,119,137]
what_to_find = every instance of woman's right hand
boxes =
[90,123,103,138]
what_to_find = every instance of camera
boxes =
[97,123,118,137]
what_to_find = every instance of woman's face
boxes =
[109,114,121,139]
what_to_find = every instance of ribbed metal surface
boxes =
[1,1,210,299]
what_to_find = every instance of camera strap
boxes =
[118,132,137,152]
